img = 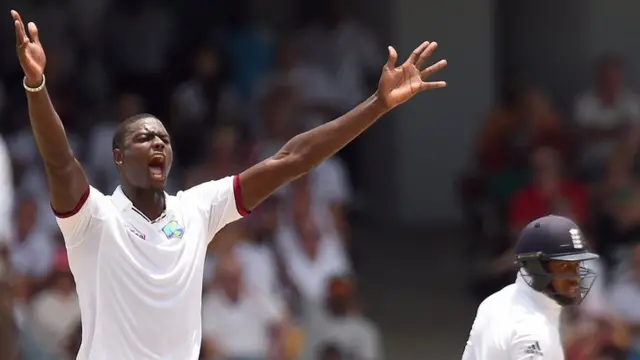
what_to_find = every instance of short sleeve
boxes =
[54,186,111,248]
[179,175,249,243]
[510,326,555,360]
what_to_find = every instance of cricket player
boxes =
[10,9,447,360]
[462,215,598,360]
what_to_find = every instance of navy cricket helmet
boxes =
[515,215,598,306]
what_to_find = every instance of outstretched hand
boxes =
[11,10,46,87]
[377,41,447,109]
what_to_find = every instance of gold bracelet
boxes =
[23,74,46,92]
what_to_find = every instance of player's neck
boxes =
[121,184,166,221]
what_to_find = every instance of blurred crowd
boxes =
[461,55,640,359]
[0,0,384,359]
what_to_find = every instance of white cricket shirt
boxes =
[461,274,564,360]
[55,175,247,360]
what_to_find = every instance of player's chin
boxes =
[147,175,167,190]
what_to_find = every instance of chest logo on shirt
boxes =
[523,341,543,357]
[125,224,146,240]
[162,220,184,239]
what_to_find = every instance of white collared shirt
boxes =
[461,274,564,360]
[55,175,246,360]
[275,227,351,304]
[201,286,284,358]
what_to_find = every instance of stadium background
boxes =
[2,0,640,359]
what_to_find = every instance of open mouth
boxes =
[148,154,166,180]
[567,285,580,296]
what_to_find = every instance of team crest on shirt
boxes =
[162,220,184,239]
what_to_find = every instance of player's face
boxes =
[548,260,581,299]
[116,118,173,190]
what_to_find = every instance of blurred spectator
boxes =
[251,97,354,247]
[473,87,568,206]
[461,86,569,279]
[185,123,247,188]
[509,147,589,231]
[29,250,80,360]
[171,45,236,125]
[6,117,82,200]
[306,159,352,243]
[201,253,288,360]
[563,312,630,360]
[205,219,283,301]
[278,159,354,252]
[171,45,239,167]
[574,55,640,182]
[246,198,306,316]
[256,108,352,244]
[251,85,300,158]
[254,39,344,127]
[9,197,56,280]
[235,203,284,298]
[303,276,381,360]
[276,177,351,307]
[0,134,14,246]
[10,272,54,360]
[296,0,380,109]
[593,144,640,269]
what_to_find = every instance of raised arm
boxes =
[238,41,447,210]
[11,10,89,215]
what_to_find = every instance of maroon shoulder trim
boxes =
[52,186,91,218]
[233,175,250,216]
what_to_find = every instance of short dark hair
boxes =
[111,113,157,151]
